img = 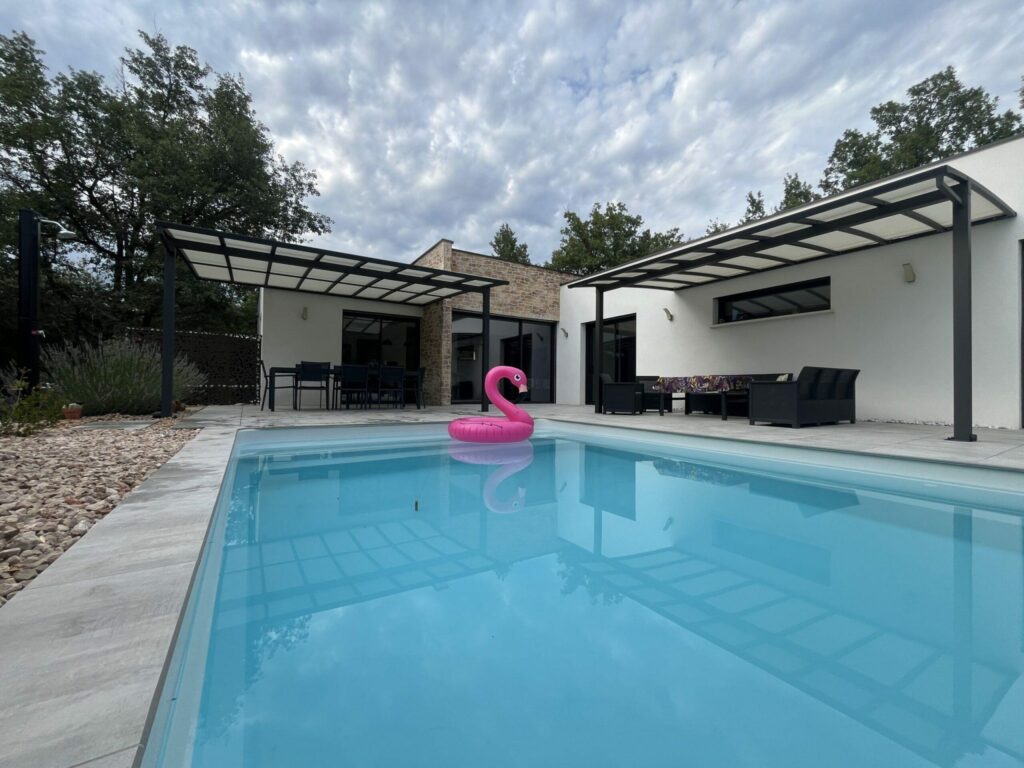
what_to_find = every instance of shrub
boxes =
[0,363,63,436]
[43,338,207,416]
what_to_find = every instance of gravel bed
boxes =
[0,415,199,606]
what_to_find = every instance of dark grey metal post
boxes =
[17,209,41,391]
[160,240,176,417]
[593,288,604,413]
[481,287,490,412]
[950,179,975,441]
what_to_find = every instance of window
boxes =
[583,315,636,404]
[715,277,831,325]
[450,312,556,403]
[341,312,420,370]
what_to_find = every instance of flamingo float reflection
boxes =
[447,441,535,514]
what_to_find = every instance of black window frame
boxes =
[340,309,421,370]
[450,310,557,404]
[583,313,637,405]
[714,277,831,325]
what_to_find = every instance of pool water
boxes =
[143,424,1024,768]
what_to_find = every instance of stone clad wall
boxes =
[413,241,572,405]
[449,250,572,321]
[415,241,453,405]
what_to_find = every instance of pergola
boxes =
[156,222,508,415]
[568,164,1015,441]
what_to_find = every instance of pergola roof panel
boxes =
[569,164,1014,293]
[159,222,507,304]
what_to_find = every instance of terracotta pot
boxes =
[63,407,83,420]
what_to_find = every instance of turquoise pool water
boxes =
[143,423,1024,767]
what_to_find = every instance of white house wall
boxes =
[557,137,1024,428]
[259,288,423,383]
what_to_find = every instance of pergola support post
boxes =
[593,287,604,414]
[949,179,976,442]
[481,287,490,412]
[17,209,41,392]
[161,240,176,418]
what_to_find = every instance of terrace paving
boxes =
[216,402,1024,471]
[0,402,1020,768]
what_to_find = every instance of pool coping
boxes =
[0,409,1021,768]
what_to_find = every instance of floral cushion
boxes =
[653,374,754,393]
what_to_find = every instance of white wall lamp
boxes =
[662,307,674,322]
[902,263,916,283]
[301,306,309,320]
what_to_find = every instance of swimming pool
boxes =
[141,421,1024,767]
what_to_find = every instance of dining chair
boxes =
[404,367,425,409]
[260,360,296,411]
[378,366,405,408]
[333,364,370,409]
[294,361,331,410]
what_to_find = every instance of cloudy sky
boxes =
[5,0,1023,262]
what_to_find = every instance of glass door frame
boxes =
[583,313,637,405]
[450,310,557,404]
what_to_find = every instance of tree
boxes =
[740,190,766,223]
[821,67,1023,193]
[547,201,682,276]
[0,31,331,344]
[704,218,730,236]
[490,223,530,264]
[775,172,820,212]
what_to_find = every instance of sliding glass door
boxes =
[451,312,555,403]
[341,312,420,370]
[584,315,636,405]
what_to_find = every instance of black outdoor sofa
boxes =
[748,366,860,428]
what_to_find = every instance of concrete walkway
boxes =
[200,402,1024,470]
[0,403,1020,768]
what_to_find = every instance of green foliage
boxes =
[740,191,766,223]
[821,67,1023,193]
[43,338,206,415]
[704,218,730,236]
[490,223,531,264]
[548,202,683,276]
[776,172,820,212]
[0,363,62,436]
[0,30,332,364]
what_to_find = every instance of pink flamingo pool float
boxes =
[448,365,534,443]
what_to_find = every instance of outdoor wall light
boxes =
[902,263,916,283]
[301,306,308,320]
[560,327,568,338]
[662,307,674,321]
[38,218,76,240]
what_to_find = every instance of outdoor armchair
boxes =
[748,366,859,427]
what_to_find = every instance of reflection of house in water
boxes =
[208,438,1023,766]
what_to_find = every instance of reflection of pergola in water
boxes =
[215,453,1019,768]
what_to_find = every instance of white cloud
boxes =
[7,0,1024,262]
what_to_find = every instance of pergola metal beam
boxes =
[569,165,1014,293]
[16,209,41,392]
[947,178,976,441]
[481,287,491,413]
[593,288,604,413]
[166,238,504,298]
[161,233,176,418]
[600,187,954,292]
